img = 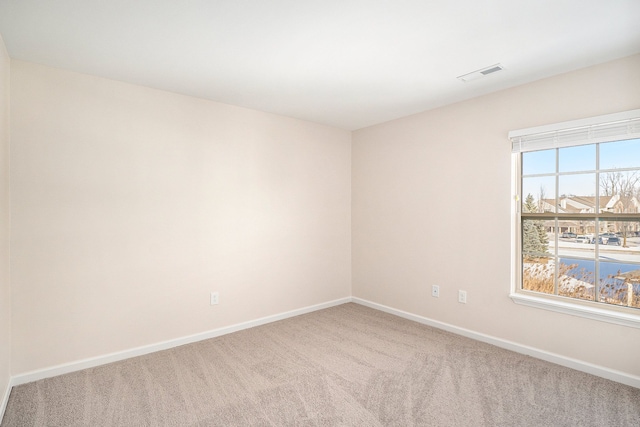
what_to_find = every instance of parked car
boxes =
[606,236,621,246]
[591,236,603,244]
[561,232,577,239]
[576,235,590,243]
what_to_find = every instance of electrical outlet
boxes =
[431,285,440,298]
[210,291,219,305]
[458,290,467,304]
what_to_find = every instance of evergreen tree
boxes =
[522,194,549,258]
[536,222,549,255]
[523,194,537,213]
[522,220,540,258]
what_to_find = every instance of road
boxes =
[552,236,640,263]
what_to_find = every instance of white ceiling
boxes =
[1,0,639,130]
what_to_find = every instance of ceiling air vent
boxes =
[457,63,504,82]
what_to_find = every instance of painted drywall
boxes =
[10,60,352,374]
[0,34,11,415]
[352,54,640,376]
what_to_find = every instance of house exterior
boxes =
[539,194,640,235]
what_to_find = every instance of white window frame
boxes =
[510,109,640,328]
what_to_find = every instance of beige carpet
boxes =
[2,303,639,426]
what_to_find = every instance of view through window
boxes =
[520,138,640,310]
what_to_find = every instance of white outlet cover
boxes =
[458,290,467,304]
[210,292,219,305]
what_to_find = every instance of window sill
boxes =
[510,292,640,329]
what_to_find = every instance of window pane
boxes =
[599,262,640,309]
[522,219,554,295]
[558,220,596,260]
[559,144,595,173]
[597,220,640,262]
[522,220,553,259]
[600,138,640,170]
[558,174,597,212]
[522,149,555,175]
[599,171,640,212]
[522,258,554,295]
[558,258,595,301]
[522,176,555,213]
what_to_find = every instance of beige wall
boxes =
[10,61,352,374]
[352,54,640,376]
[0,35,11,406]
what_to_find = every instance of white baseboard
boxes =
[0,377,13,425]
[10,297,352,387]
[352,297,640,389]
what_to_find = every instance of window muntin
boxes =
[519,138,640,310]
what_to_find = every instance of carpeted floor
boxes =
[2,303,639,426]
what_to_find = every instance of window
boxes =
[510,110,640,327]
